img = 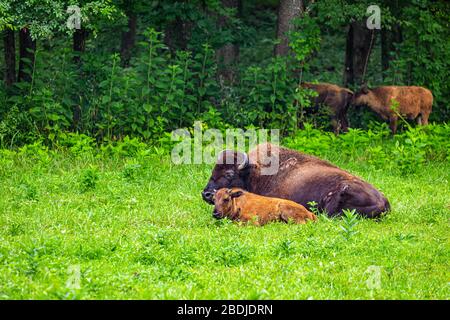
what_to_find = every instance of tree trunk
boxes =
[216,0,241,84]
[120,12,137,67]
[164,17,193,55]
[343,24,354,87]
[381,24,402,78]
[274,0,304,56]
[72,28,88,130]
[343,21,376,87]
[353,21,375,86]
[3,29,16,87]
[17,28,36,83]
[380,27,390,73]
[381,0,403,80]
[73,28,88,64]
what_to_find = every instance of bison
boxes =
[301,82,354,134]
[202,143,390,218]
[352,85,433,134]
[213,187,317,225]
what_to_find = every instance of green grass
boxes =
[0,149,449,300]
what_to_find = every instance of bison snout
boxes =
[212,211,223,219]
[202,190,215,204]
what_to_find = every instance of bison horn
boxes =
[237,152,249,170]
[217,150,231,164]
[217,150,248,170]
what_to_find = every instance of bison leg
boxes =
[331,118,341,135]
[421,112,430,126]
[340,115,349,132]
[279,204,316,224]
[389,117,398,135]
[416,115,423,126]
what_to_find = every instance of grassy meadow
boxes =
[0,129,449,300]
[1,0,449,302]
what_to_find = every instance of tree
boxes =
[73,28,88,64]
[71,1,121,65]
[380,0,403,77]
[216,0,242,84]
[157,1,196,54]
[116,0,149,67]
[17,27,36,82]
[3,29,16,87]
[120,10,137,67]
[274,0,304,56]
[1,1,16,87]
[2,0,65,82]
[343,20,376,87]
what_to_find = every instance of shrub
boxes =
[79,166,99,192]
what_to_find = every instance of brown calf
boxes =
[352,85,433,134]
[213,188,317,226]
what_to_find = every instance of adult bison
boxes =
[352,85,433,134]
[202,143,390,218]
[301,82,354,134]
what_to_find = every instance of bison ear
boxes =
[342,90,354,106]
[347,90,354,99]
[230,190,244,198]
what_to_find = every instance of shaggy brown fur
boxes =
[213,188,317,225]
[352,85,433,134]
[202,143,390,218]
[301,82,354,134]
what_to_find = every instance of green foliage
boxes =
[215,243,251,267]
[2,1,448,147]
[79,166,99,192]
[239,57,301,132]
[307,201,320,216]
[340,209,359,240]
[285,124,450,175]
[100,136,148,158]
[383,1,450,120]
[0,105,38,147]
[275,239,295,258]
[289,15,321,63]
[0,139,448,299]
[18,140,51,164]
[122,161,142,181]
[57,133,96,157]
[0,0,449,300]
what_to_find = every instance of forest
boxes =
[0,0,449,300]
[0,0,449,143]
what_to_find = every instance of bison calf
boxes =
[352,85,433,134]
[301,82,354,134]
[213,188,317,226]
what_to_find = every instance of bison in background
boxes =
[202,143,390,218]
[352,85,433,134]
[301,82,354,134]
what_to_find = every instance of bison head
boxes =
[212,188,244,219]
[352,84,372,107]
[201,150,249,204]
